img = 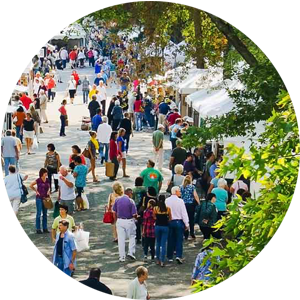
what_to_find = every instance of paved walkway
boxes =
[15,64,204,299]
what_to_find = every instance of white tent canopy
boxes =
[51,24,86,40]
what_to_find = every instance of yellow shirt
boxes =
[52,215,75,233]
[89,89,97,100]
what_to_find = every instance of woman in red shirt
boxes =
[69,145,86,165]
[109,131,119,181]
[58,99,67,137]
[71,70,80,87]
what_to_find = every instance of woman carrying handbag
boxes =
[105,191,118,242]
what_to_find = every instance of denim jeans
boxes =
[167,220,184,259]
[124,134,130,153]
[82,90,89,104]
[54,256,72,276]
[99,143,109,162]
[62,59,67,69]
[155,226,169,262]
[60,115,66,136]
[36,198,48,230]
[184,203,196,238]
[16,125,23,143]
[135,112,143,131]
[4,157,16,176]
[145,111,154,128]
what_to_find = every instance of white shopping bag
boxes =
[82,192,89,210]
[74,229,90,252]
[32,136,38,150]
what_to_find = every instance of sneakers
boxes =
[127,254,136,260]
[176,257,183,264]
[36,230,43,234]
[168,259,173,262]
[43,229,50,233]
[119,257,125,262]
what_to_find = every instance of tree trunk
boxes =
[208,13,258,67]
[192,8,205,69]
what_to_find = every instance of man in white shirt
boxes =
[58,166,76,215]
[127,266,150,300]
[97,116,112,164]
[165,186,189,264]
[96,81,107,114]
[1,130,19,176]
[59,47,68,69]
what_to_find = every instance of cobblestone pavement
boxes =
[13,64,205,299]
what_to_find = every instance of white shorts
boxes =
[10,197,20,214]
[121,152,126,159]
[23,130,34,139]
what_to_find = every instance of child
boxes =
[143,199,156,261]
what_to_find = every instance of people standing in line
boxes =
[12,106,26,143]
[44,143,61,193]
[153,195,172,267]
[87,131,99,183]
[97,80,107,115]
[180,175,200,240]
[212,178,228,220]
[195,193,221,240]
[58,165,76,215]
[109,131,120,181]
[58,100,67,137]
[1,130,19,176]
[127,266,150,300]
[97,116,112,164]
[119,112,133,153]
[111,100,123,131]
[88,95,100,120]
[143,199,156,262]
[29,168,50,234]
[107,189,118,242]
[68,75,77,104]
[169,140,187,174]
[168,164,185,188]
[152,124,164,171]
[91,108,103,132]
[21,113,35,155]
[140,160,163,194]
[117,128,130,178]
[39,90,48,123]
[80,268,113,295]
[52,220,77,276]
[51,204,76,243]
[4,165,28,215]
[82,76,90,104]
[112,182,137,262]
[73,156,88,210]
[166,186,189,264]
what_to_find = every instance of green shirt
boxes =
[140,168,163,193]
[152,130,164,148]
[132,186,147,205]
[52,215,75,233]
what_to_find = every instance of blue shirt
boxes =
[74,164,88,187]
[180,184,196,204]
[209,163,218,179]
[210,177,219,188]
[159,102,170,115]
[117,136,126,152]
[212,187,228,211]
[171,124,181,139]
[92,114,102,131]
[53,230,77,270]
[192,250,214,281]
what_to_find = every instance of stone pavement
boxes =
[14,63,205,299]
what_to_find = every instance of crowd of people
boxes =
[2,31,253,298]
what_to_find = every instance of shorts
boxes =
[69,90,76,98]
[10,197,20,214]
[121,151,126,159]
[23,130,34,139]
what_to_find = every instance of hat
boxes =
[158,124,165,130]
[115,100,120,106]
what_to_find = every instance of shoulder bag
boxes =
[103,205,114,224]
[17,175,28,204]
[82,145,91,159]
[43,197,53,209]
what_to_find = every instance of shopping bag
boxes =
[74,229,90,252]
[32,136,38,150]
[82,193,89,210]
[105,162,114,177]
[103,205,114,224]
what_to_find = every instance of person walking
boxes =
[21,113,35,155]
[111,100,123,131]
[4,165,28,215]
[169,140,187,174]
[29,104,41,143]
[52,220,77,276]
[153,194,172,267]
[51,204,76,243]
[180,175,200,240]
[97,80,107,115]
[82,76,90,104]
[88,95,100,120]
[73,156,88,210]
[195,193,221,240]
[29,168,51,234]
[1,130,19,176]
[127,266,150,300]
[119,113,133,153]
[109,131,120,180]
[58,100,67,137]
[39,90,48,123]
[166,186,189,264]
[12,106,26,143]
[117,128,129,178]
[212,178,229,220]
[152,124,164,171]
[58,165,76,215]
[44,143,61,193]
[59,47,68,69]
[134,97,144,132]
[80,268,112,295]
[112,182,137,262]
[97,116,112,164]
[140,160,163,194]
[11,130,21,172]
[87,131,99,183]
[67,76,77,104]
[107,190,118,243]
[87,48,95,67]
